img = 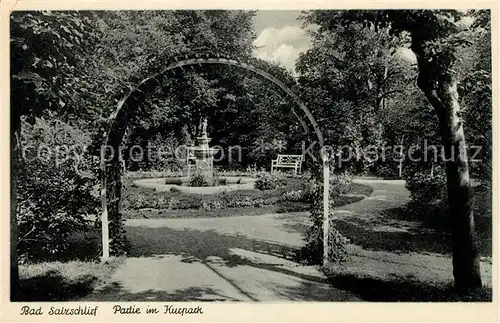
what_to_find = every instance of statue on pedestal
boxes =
[200,117,208,135]
[189,116,218,182]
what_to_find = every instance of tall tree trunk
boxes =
[416,65,482,291]
[10,125,21,300]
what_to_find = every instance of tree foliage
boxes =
[16,117,99,261]
[11,11,98,127]
[10,10,99,271]
[304,9,490,291]
[297,14,413,175]
[10,10,265,260]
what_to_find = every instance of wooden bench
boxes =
[271,154,303,175]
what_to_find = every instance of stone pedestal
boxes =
[191,134,218,183]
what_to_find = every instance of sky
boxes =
[251,10,420,75]
[252,10,310,75]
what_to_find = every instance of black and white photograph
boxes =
[8,8,494,306]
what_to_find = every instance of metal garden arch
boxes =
[99,55,332,264]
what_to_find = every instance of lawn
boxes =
[13,227,123,302]
[320,180,493,302]
[15,257,123,301]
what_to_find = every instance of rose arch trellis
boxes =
[99,55,332,264]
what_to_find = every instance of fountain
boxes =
[133,117,256,194]
[187,117,219,184]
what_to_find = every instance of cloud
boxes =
[254,44,308,73]
[253,24,420,72]
[253,26,311,75]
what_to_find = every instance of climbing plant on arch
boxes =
[99,55,332,263]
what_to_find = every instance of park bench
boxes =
[271,154,303,175]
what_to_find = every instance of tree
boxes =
[85,10,257,118]
[306,9,487,291]
[10,10,97,299]
[297,17,412,175]
[94,10,305,171]
[91,11,263,170]
[124,61,301,170]
[459,10,492,185]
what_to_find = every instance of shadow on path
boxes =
[93,281,242,301]
[108,224,491,302]
[126,225,300,265]
[90,225,361,301]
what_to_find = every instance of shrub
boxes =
[405,167,447,203]
[375,164,400,179]
[165,197,178,210]
[279,174,353,204]
[300,218,350,265]
[124,194,191,211]
[201,201,212,211]
[300,180,318,202]
[329,173,352,198]
[278,180,318,203]
[298,181,349,265]
[153,196,172,209]
[189,173,209,187]
[176,197,202,210]
[208,192,277,209]
[279,190,304,202]
[254,172,286,190]
[217,191,236,207]
[16,118,99,261]
[128,194,147,209]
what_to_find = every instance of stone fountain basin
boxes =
[133,176,256,194]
